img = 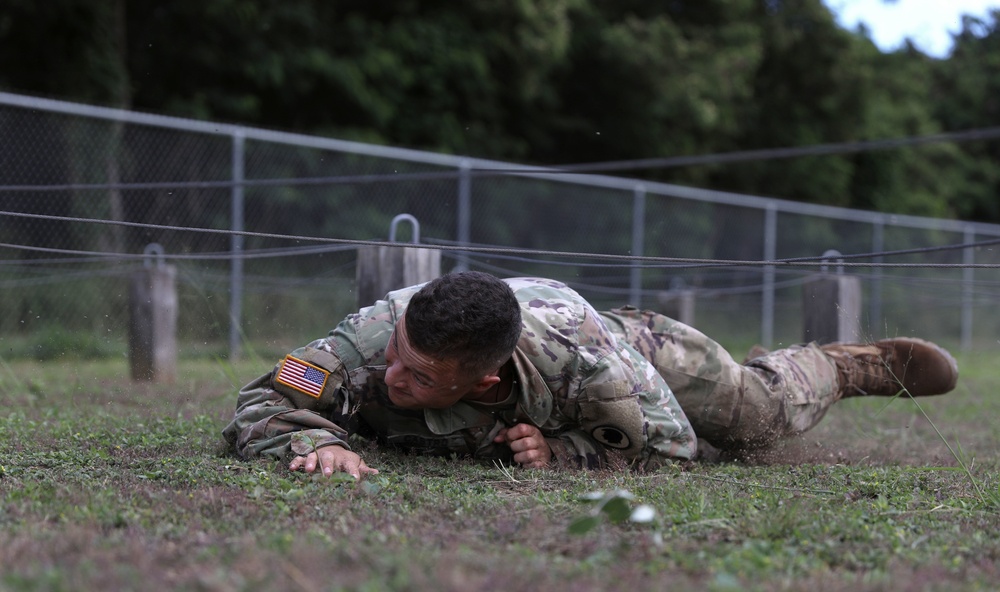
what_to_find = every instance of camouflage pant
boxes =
[600,306,841,451]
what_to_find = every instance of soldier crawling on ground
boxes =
[224,271,959,478]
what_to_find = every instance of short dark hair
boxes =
[404,271,521,375]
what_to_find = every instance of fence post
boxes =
[229,129,245,361]
[962,225,975,351]
[129,244,178,382]
[869,218,884,337]
[803,250,861,344]
[657,277,695,326]
[454,159,472,273]
[356,214,441,308]
[760,203,777,348]
[629,184,646,307]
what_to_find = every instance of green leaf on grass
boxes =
[568,514,603,535]
[601,496,633,523]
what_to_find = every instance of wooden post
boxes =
[356,246,441,308]
[656,288,695,326]
[656,277,696,325]
[803,273,861,344]
[129,245,178,382]
[355,215,441,307]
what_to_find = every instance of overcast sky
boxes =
[825,0,1000,57]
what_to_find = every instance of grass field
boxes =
[1,352,998,591]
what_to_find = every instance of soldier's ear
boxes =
[471,373,501,393]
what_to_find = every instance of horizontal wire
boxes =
[7,251,999,298]
[0,241,359,264]
[426,236,1000,267]
[2,209,1000,269]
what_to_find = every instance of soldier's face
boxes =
[384,315,484,409]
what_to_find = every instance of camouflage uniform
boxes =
[223,278,842,470]
[600,307,841,451]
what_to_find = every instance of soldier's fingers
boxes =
[508,436,539,453]
[337,453,366,480]
[290,452,319,473]
[512,449,533,464]
[493,428,509,443]
[514,449,548,467]
[513,439,552,467]
[321,448,353,476]
[317,449,339,476]
[506,423,538,440]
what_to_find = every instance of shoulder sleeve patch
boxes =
[275,355,330,399]
[577,381,645,458]
[591,425,632,449]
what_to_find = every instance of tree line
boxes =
[2,0,999,223]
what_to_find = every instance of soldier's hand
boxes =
[494,423,551,469]
[289,445,379,480]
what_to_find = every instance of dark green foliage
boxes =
[930,11,1000,222]
[2,1,999,222]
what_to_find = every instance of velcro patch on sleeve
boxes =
[275,355,330,399]
[591,425,632,449]
[578,380,645,457]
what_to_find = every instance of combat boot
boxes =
[821,338,958,398]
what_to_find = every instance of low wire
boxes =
[2,210,1000,269]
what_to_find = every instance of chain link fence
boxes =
[2,91,999,363]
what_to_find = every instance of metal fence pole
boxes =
[962,225,975,350]
[870,218,884,337]
[762,203,777,347]
[629,185,646,307]
[455,159,472,273]
[229,130,245,360]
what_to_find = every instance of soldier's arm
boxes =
[222,343,355,462]
[548,349,697,471]
[626,348,698,469]
[631,381,698,469]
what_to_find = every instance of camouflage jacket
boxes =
[223,277,696,470]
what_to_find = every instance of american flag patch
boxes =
[275,355,329,398]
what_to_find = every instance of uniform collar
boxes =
[507,346,554,426]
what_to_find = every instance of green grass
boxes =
[1,354,999,591]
